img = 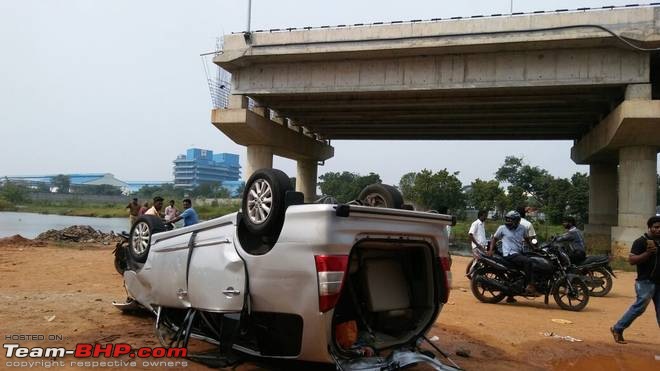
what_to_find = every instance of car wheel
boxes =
[129,215,166,263]
[358,184,403,209]
[242,168,293,236]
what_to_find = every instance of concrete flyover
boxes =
[212,4,660,254]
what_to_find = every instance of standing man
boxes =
[167,199,199,227]
[490,211,535,294]
[125,198,140,228]
[469,210,488,253]
[610,216,660,344]
[517,206,537,251]
[138,201,149,216]
[164,200,178,222]
[555,216,586,264]
[144,196,164,217]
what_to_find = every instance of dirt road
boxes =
[1,240,658,370]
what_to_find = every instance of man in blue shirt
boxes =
[168,198,199,227]
[489,210,535,294]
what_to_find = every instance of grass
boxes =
[451,219,565,243]
[195,201,241,220]
[0,198,18,211]
[6,199,242,221]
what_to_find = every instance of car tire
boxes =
[242,168,293,236]
[128,215,166,263]
[358,184,404,209]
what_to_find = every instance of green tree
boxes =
[236,182,246,198]
[467,179,504,212]
[495,156,552,206]
[0,180,29,203]
[545,177,572,224]
[400,169,464,213]
[51,174,70,194]
[398,172,417,201]
[567,173,589,224]
[318,171,382,203]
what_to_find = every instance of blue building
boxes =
[173,148,241,191]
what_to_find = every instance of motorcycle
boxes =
[575,256,616,297]
[113,231,130,275]
[468,242,590,311]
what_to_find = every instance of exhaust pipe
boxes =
[475,275,510,293]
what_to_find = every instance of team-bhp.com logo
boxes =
[4,343,188,368]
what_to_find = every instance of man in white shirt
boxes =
[517,206,537,251]
[468,210,488,253]
[164,200,178,222]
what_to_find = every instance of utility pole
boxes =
[510,0,513,13]
[247,0,252,32]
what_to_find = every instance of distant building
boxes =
[173,148,241,191]
[4,173,131,193]
[2,174,172,194]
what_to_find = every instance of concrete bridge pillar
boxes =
[245,145,273,180]
[584,162,618,254]
[611,146,657,256]
[296,160,318,202]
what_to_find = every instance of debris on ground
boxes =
[0,235,46,247]
[541,332,582,342]
[429,336,440,342]
[36,225,122,244]
[551,319,573,325]
[456,348,471,357]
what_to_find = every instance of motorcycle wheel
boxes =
[585,267,613,297]
[553,277,589,311]
[470,269,507,304]
[114,242,128,275]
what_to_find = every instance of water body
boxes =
[0,212,129,239]
[0,211,474,256]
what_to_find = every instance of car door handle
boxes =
[222,287,240,296]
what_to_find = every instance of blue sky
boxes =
[0,0,654,185]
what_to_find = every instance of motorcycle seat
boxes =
[579,255,609,266]
[487,254,519,270]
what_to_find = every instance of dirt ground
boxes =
[1,240,659,370]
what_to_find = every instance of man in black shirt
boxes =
[556,216,586,264]
[610,216,660,344]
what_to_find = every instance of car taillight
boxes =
[439,256,452,303]
[315,255,348,312]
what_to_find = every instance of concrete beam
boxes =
[211,108,334,162]
[611,146,658,257]
[584,162,617,255]
[217,7,660,69]
[226,48,648,95]
[246,145,273,179]
[571,100,660,164]
[296,159,318,203]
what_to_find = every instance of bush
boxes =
[0,198,17,211]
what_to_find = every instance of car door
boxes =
[187,224,246,312]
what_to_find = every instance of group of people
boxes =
[468,209,659,344]
[125,197,199,229]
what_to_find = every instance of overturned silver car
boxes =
[115,169,458,370]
